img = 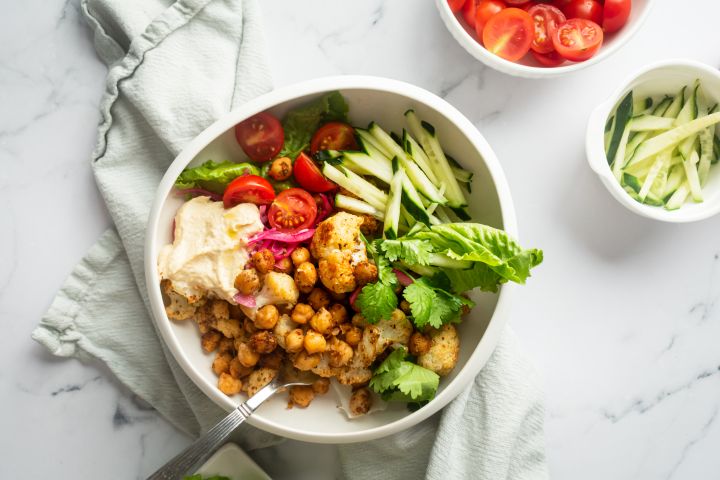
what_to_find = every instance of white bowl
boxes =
[586,59,720,223]
[145,76,519,443]
[435,0,655,78]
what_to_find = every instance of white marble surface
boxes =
[2,0,720,478]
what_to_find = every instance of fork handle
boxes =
[146,402,252,480]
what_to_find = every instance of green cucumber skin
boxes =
[607,91,634,166]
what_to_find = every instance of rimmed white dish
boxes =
[145,75,518,443]
[434,0,656,79]
[586,59,720,223]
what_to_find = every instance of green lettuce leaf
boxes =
[369,348,439,402]
[174,160,259,194]
[279,91,349,159]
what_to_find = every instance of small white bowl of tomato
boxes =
[436,0,655,78]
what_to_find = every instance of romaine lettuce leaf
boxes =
[369,348,439,402]
[279,91,349,159]
[174,160,259,193]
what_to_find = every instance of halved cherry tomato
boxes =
[222,175,275,208]
[531,49,566,66]
[504,0,531,4]
[475,0,506,37]
[603,0,631,33]
[268,188,317,232]
[462,0,478,29]
[234,112,284,163]
[482,8,534,62]
[448,0,467,13]
[293,152,336,193]
[562,0,603,25]
[552,18,603,61]
[310,122,359,154]
[528,4,565,54]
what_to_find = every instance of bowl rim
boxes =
[585,58,720,223]
[144,75,519,443]
[434,0,657,78]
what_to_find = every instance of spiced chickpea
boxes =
[201,330,222,352]
[234,268,260,295]
[294,262,318,293]
[349,387,372,416]
[344,326,362,347]
[229,357,252,379]
[291,303,314,324]
[290,247,310,266]
[312,378,330,395]
[260,350,283,370]
[288,385,315,408]
[408,332,431,356]
[249,330,277,354]
[254,304,279,330]
[293,351,321,371]
[303,330,327,354]
[354,261,378,287]
[236,341,260,367]
[268,156,292,181]
[212,352,233,375]
[309,307,333,335]
[399,299,411,314]
[328,338,353,368]
[218,372,242,395]
[284,328,305,353]
[243,317,257,334]
[329,303,348,324]
[275,257,293,274]
[217,337,235,355]
[351,313,368,328]
[252,249,275,274]
[307,287,330,310]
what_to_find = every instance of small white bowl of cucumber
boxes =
[586,59,720,222]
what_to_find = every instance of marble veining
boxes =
[2,0,720,479]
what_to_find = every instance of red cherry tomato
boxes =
[562,0,603,25]
[475,0,506,37]
[234,112,284,163]
[531,49,566,66]
[462,0,478,29]
[293,152,336,193]
[222,175,275,208]
[552,0,572,8]
[268,188,318,232]
[603,0,631,33]
[504,0,531,3]
[482,8,534,62]
[448,0,467,12]
[553,18,603,61]
[310,122,359,154]
[527,4,565,54]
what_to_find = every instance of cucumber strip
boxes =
[405,110,467,208]
[606,91,634,166]
[434,206,453,224]
[369,123,447,204]
[648,158,670,200]
[663,164,685,198]
[674,81,699,126]
[335,194,384,220]
[664,88,686,119]
[428,253,472,269]
[403,130,440,185]
[322,163,387,211]
[653,96,674,117]
[383,160,404,239]
[665,182,690,210]
[612,124,632,178]
[698,107,714,185]
[714,135,720,164]
[605,115,616,152]
[627,112,720,166]
[622,173,642,193]
[678,134,699,160]
[682,150,703,202]
[624,131,651,163]
[639,150,670,201]
[629,115,676,131]
[342,151,393,184]
[633,96,654,114]
[356,128,392,158]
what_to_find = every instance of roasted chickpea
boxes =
[354,261,378,287]
[268,156,292,181]
[236,341,260,367]
[229,357,252,379]
[344,326,362,347]
[294,262,318,293]
[217,337,235,355]
[307,287,330,310]
[399,299,411,314]
[275,257,293,274]
[312,378,330,395]
[408,331,431,356]
[252,249,275,274]
[291,303,314,324]
[329,290,347,301]
[290,247,310,266]
[243,317,257,334]
[329,303,348,324]
[260,350,283,370]
[201,330,222,352]
[351,313,368,328]
[349,387,372,416]
[293,351,321,371]
[288,385,315,408]
[254,304,279,330]
[218,372,242,395]
[234,268,260,295]
[309,307,333,334]
[303,330,327,354]
[284,328,305,353]
[328,338,353,367]
[249,330,277,354]
[212,352,233,375]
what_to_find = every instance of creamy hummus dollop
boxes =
[158,196,264,303]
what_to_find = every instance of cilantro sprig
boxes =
[369,348,439,402]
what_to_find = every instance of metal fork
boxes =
[146,370,311,480]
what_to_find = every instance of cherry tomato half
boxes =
[310,122,359,154]
[222,175,275,208]
[531,49,566,67]
[504,0,530,4]
[553,18,603,62]
[528,4,565,54]
[475,0,506,37]
[293,152,336,193]
[603,0,631,33]
[268,188,317,232]
[234,112,284,162]
[462,0,478,29]
[482,8,534,62]
[562,0,603,25]
[448,0,467,13]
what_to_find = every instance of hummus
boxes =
[158,196,264,303]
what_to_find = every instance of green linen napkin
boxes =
[32,0,549,477]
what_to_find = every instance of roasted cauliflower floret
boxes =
[310,212,367,294]
[246,367,278,397]
[355,309,413,367]
[417,324,460,376]
[273,314,298,350]
[240,271,299,320]
[161,280,198,321]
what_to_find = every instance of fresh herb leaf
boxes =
[175,160,259,193]
[403,278,472,329]
[279,91,349,159]
[370,348,439,402]
[356,281,397,324]
[380,239,433,265]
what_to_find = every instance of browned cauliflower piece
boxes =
[161,280,198,321]
[272,314,298,350]
[355,309,413,367]
[246,367,278,397]
[417,324,460,376]
[240,271,299,320]
[310,212,367,294]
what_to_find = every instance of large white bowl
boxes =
[435,0,656,78]
[145,76,518,443]
[586,59,720,223]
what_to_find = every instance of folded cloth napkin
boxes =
[32,0,548,477]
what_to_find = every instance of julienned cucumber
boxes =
[606,80,720,210]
